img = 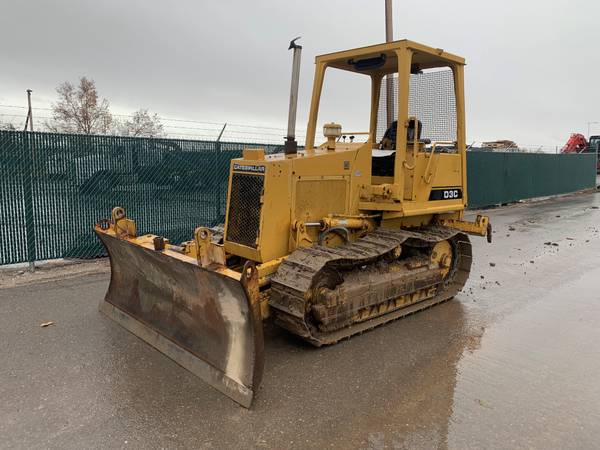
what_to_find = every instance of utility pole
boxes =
[24,89,34,132]
[216,123,227,142]
[215,122,227,153]
[385,0,394,127]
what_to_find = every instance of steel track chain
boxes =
[270,227,472,346]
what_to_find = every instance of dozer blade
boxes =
[95,228,264,408]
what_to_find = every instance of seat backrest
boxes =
[379,120,423,150]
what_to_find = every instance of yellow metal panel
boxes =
[428,154,462,187]
[402,201,464,217]
[224,157,292,263]
[224,241,262,261]
[291,148,354,177]
[243,148,265,160]
[258,160,292,262]
[348,144,373,213]
[410,153,462,202]
[294,178,348,222]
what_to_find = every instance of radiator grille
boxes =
[225,172,264,248]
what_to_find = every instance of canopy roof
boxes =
[315,40,465,75]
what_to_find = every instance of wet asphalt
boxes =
[1,191,600,450]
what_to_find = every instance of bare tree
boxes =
[46,77,165,138]
[117,109,164,137]
[47,76,113,134]
[0,121,16,131]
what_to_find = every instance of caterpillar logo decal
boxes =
[233,163,266,174]
[429,188,462,201]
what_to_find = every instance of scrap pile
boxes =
[481,140,519,150]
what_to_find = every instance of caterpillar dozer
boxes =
[95,39,491,407]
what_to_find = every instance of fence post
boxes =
[213,128,226,224]
[23,132,37,271]
[216,123,227,150]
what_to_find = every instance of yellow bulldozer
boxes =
[95,39,491,407]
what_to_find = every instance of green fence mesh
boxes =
[0,130,283,265]
[467,151,597,208]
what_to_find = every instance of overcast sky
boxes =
[1,0,599,146]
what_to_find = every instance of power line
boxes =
[0,104,306,134]
[0,114,303,138]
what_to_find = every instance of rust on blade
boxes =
[94,227,264,408]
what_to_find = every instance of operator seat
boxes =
[373,120,430,177]
[379,119,424,150]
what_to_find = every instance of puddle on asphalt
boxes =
[447,267,600,449]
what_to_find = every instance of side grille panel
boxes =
[226,173,264,248]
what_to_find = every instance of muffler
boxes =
[284,37,302,155]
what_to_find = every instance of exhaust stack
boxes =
[285,37,302,155]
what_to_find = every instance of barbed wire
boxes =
[0,104,566,151]
[0,104,303,131]
[0,104,306,144]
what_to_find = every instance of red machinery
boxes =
[560,133,588,153]
[561,133,600,173]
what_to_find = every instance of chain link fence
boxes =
[0,130,283,265]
